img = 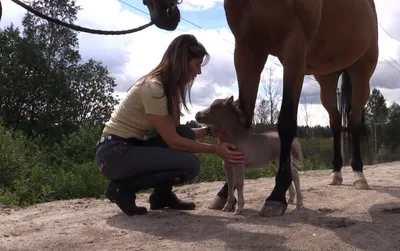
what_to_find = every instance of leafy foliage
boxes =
[0,0,117,145]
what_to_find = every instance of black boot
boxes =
[104,181,148,216]
[149,184,196,211]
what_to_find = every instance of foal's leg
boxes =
[234,164,246,215]
[290,160,303,209]
[222,162,236,212]
[209,161,237,210]
[314,72,344,185]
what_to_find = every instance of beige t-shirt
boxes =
[102,77,169,139]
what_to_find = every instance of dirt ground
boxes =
[1,161,400,251]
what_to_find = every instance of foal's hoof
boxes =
[353,179,370,190]
[208,196,227,210]
[233,208,244,215]
[222,205,235,212]
[259,200,287,217]
[295,200,304,210]
[329,174,343,185]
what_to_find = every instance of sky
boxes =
[2,0,400,126]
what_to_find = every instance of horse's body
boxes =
[209,0,378,217]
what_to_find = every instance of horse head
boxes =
[143,0,181,31]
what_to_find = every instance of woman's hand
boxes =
[215,142,245,164]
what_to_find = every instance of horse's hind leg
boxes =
[345,46,378,190]
[314,72,344,186]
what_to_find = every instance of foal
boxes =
[195,96,304,215]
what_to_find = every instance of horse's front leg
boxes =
[259,28,307,217]
[234,40,269,128]
[274,159,295,204]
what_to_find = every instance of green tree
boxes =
[69,59,118,128]
[385,102,400,149]
[0,0,117,144]
[366,88,389,125]
[365,88,389,162]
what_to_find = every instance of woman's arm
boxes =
[148,114,217,153]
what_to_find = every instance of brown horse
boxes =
[220,0,379,218]
[147,0,378,217]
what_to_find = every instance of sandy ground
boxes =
[1,161,400,251]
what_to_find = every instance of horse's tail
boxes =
[340,69,369,147]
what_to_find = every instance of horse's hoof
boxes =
[353,179,369,190]
[259,200,287,217]
[208,196,227,210]
[329,174,343,185]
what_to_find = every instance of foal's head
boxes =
[143,0,181,31]
[195,96,246,130]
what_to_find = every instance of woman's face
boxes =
[188,57,204,79]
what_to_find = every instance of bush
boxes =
[0,125,337,207]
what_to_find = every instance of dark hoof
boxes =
[259,200,287,217]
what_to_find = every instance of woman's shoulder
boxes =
[140,76,165,97]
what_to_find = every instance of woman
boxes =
[95,34,245,216]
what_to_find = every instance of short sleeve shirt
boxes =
[102,77,169,139]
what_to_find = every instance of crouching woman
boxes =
[95,34,245,216]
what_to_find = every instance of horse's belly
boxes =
[304,0,377,75]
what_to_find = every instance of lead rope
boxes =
[1,0,154,35]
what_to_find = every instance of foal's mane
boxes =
[229,99,247,125]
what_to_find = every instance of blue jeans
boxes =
[95,125,201,185]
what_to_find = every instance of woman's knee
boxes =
[183,153,201,181]
[176,124,196,140]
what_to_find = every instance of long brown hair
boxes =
[137,34,210,117]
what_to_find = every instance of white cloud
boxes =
[1,0,400,128]
[180,0,223,11]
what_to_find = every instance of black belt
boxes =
[96,134,144,147]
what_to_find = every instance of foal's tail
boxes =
[340,69,369,146]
